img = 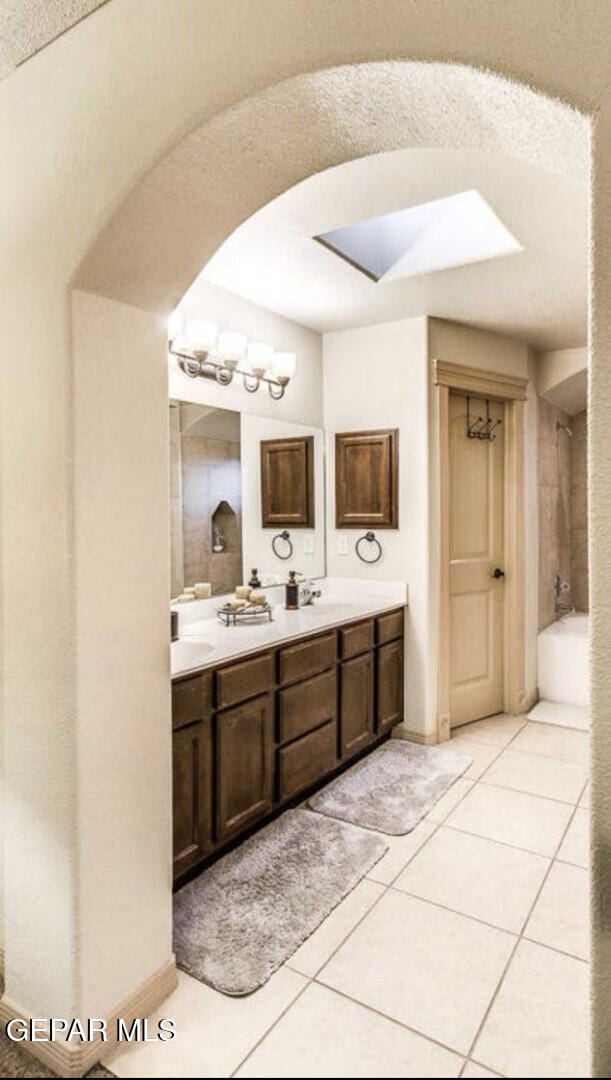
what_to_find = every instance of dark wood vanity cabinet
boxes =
[172,717,213,878]
[172,606,405,882]
[216,693,274,843]
[376,639,404,732]
[340,652,374,758]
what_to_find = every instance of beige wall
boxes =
[323,316,537,741]
[323,317,431,738]
[241,414,326,584]
[2,1,611,1071]
[571,409,589,612]
[73,291,173,1019]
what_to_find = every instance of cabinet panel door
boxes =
[376,640,404,732]
[260,436,314,527]
[173,718,213,879]
[216,693,274,843]
[335,429,398,528]
[340,652,374,758]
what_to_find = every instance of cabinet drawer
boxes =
[172,672,212,730]
[278,632,336,686]
[340,619,374,659]
[216,653,274,709]
[279,669,337,743]
[277,720,338,802]
[376,608,404,645]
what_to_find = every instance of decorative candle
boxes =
[194,582,212,599]
[235,585,251,600]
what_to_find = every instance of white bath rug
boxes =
[308,740,472,835]
[173,808,387,996]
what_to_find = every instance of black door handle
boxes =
[492,567,505,579]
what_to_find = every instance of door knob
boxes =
[492,567,505,579]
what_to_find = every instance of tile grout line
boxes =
[233,717,588,1077]
[231,749,485,1076]
[232,721,527,1075]
[458,789,588,1075]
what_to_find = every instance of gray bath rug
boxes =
[308,740,472,835]
[173,808,387,996]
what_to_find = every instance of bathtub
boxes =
[537,612,590,708]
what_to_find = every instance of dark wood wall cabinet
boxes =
[260,435,315,528]
[172,606,405,881]
[335,428,398,529]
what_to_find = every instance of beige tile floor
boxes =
[105,716,590,1079]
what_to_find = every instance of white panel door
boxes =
[449,392,505,727]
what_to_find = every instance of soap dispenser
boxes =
[285,570,299,610]
[249,568,261,588]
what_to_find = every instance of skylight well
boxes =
[314,190,522,282]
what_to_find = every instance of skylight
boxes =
[314,190,522,282]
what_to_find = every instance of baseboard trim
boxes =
[520,688,539,715]
[392,723,439,746]
[0,956,177,1078]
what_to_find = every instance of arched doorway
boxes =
[5,45,607,1075]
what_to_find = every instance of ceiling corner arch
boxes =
[76,59,589,314]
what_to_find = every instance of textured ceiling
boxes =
[77,61,588,317]
[195,147,588,351]
[0,0,108,78]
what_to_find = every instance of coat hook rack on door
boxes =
[466,397,502,441]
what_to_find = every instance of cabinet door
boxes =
[335,429,398,528]
[173,718,213,879]
[216,693,274,843]
[376,640,404,732]
[340,652,374,758]
[260,436,314,527]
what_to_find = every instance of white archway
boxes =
[5,40,608,1074]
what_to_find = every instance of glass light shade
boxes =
[167,308,183,342]
[218,331,246,368]
[247,341,274,377]
[272,350,297,383]
[186,318,218,355]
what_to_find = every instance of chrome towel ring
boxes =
[272,529,294,560]
[355,531,382,564]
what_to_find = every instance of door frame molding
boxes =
[433,359,529,741]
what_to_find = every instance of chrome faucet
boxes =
[554,574,573,616]
[298,579,322,606]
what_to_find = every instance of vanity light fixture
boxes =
[169,313,296,399]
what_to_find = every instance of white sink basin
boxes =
[301,602,364,620]
[171,639,215,671]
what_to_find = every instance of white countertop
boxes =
[171,578,408,679]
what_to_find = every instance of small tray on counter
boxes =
[217,602,274,627]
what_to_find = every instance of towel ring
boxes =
[355,531,382,564]
[272,530,294,560]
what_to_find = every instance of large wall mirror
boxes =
[170,399,325,599]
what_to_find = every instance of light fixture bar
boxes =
[170,344,290,399]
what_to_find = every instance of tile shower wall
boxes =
[538,397,572,631]
[570,410,588,613]
[170,404,185,598]
[181,436,242,595]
